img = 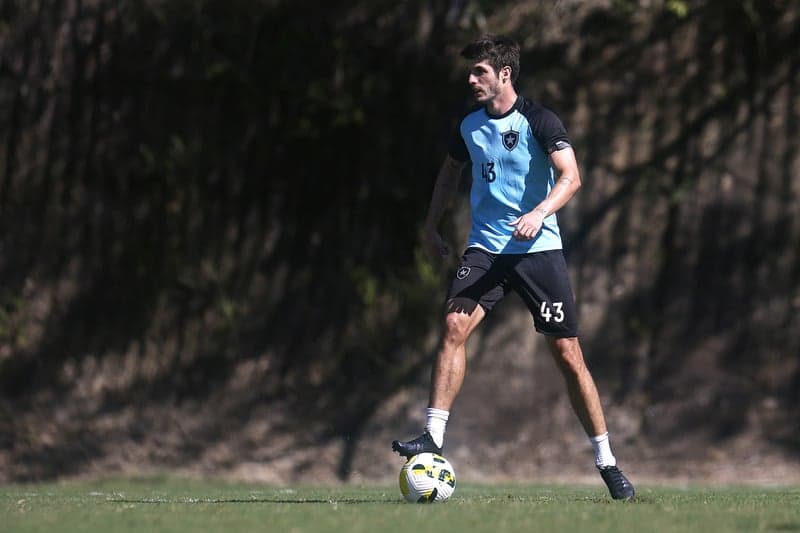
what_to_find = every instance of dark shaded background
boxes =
[1,0,799,483]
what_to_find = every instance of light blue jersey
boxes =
[449,96,572,254]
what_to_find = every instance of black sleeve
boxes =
[529,107,571,154]
[447,123,470,162]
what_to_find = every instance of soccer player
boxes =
[392,34,635,501]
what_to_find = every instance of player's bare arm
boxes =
[510,146,582,241]
[423,155,466,258]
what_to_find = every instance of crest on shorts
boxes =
[456,266,471,279]
[501,129,519,151]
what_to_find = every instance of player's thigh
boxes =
[510,250,578,337]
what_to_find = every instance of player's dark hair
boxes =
[460,34,520,83]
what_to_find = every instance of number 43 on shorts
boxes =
[540,301,564,322]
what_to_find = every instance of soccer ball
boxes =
[399,453,456,503]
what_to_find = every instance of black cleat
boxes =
[598,465,635,501]
[391,431,442,458]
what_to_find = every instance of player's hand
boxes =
[423,227,450,259]
[508,209,545,241]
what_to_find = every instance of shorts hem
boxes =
[535,328,579,339]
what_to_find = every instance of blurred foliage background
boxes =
[1,0,799,482]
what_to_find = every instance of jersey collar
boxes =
[485,95,522,119]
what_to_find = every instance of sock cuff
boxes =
[426,407,450,421]
[590,432,609,443]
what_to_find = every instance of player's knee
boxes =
[550,338,587,376]
[443,312,472,345]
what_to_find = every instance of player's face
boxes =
[467,60,503,104]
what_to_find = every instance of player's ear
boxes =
[501,66,512,83]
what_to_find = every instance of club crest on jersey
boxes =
[456,266,471,279]
[501,129,519,151]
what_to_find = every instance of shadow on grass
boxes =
[106,497,400,505]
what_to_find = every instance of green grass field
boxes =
[2,478,799,533]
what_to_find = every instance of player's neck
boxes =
[485,88,518,116]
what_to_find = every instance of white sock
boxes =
[425,408,449,448]
[590,432,617,467]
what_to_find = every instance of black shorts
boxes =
[446,247,579,338]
